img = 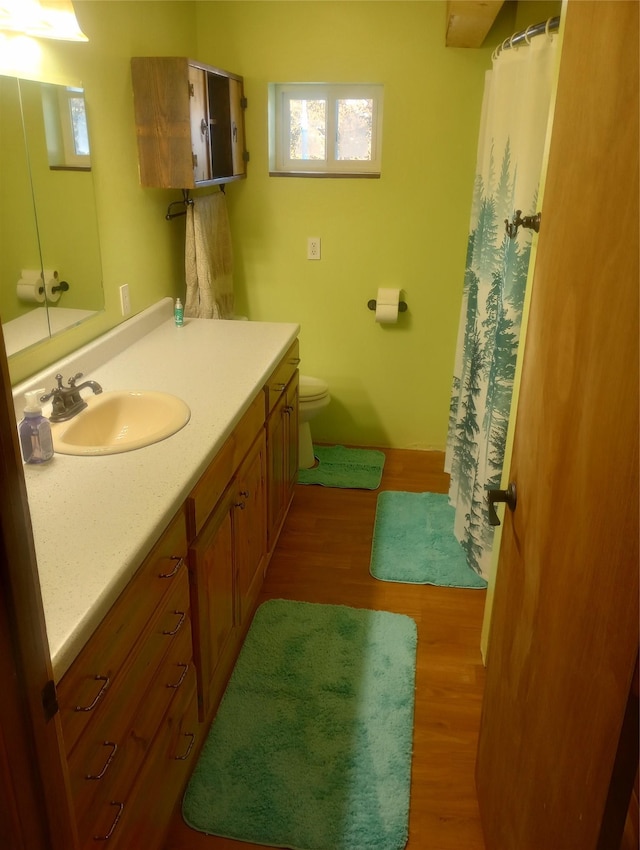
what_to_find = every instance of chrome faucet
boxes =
[41,373,103,422]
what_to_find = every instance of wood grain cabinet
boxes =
[186,392,267,724]
[57,509,199,850]
[131,56,248,189]
[265,339,300,554]
[53,339,299,849]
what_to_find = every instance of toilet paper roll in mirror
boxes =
[375,287,400,324]
[16,269,45,303]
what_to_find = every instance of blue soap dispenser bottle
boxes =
[19,388,54,464]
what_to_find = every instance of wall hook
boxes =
[505,210,541,239]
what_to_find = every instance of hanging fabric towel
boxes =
[184,193,234,319]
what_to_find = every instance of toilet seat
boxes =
[299,375,329,403]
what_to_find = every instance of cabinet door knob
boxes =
[234,501,246,510]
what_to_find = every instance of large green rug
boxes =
[369,491,487,588]
[182,599,417,850]
[297,445,385,490]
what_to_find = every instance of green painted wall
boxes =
[195,1,516,449]
[4,0,558,450]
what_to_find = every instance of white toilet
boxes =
[298,375,331,469]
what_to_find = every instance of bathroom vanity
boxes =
[15,300,299,849]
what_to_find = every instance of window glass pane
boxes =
[336,98,373,161]
[289,98,326,161]
[68,93,90,156]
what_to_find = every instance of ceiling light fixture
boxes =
[0,0,88,42]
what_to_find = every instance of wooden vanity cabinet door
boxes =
[265,341,299,554]
[188,485,238,722]
[236,429,267,625]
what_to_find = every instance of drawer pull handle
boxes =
[234,501,246,510]
[167,662,189,689]
[273,382,286,392]
[289,357,301,365]
[284,405,295,415]
[175,732,196,761]
[163,610,186,636]
[158,555,184,579]
[86,741,118,780]
[75,675,109,712]
[239,489,250,498]
[94,801,124,841]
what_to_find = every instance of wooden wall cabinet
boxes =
[131,56,248,189]
[265,339,300,554]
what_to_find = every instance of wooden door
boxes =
[476,3,639,849]
[0,325,78,849]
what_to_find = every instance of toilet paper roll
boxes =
[16,269,45,303]
[43,270,61,304]
[375,287,401,324]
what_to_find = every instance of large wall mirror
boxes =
[0,73,104,357]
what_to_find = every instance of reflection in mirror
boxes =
[0,74,104,357]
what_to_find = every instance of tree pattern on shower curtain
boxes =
[446,142,534,578]
[445,31,558,581]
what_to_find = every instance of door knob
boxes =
[486,482,517,527]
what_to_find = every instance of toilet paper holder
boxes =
[367,298,407,312]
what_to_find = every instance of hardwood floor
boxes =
[164,448,487,850]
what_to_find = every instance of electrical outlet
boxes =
[119,284,131,316]
[307,237,321,260]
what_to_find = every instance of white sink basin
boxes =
[50,390,191,456]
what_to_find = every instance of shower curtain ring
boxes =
[545,17,553,36]
[524,25,534,45]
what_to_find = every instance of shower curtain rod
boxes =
[495,15,560,57]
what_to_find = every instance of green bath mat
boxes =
[183,598,417,850]
[298,444,385,489]
[370,491,487,587]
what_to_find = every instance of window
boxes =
[41,84,91,170]
[269,83,383,177]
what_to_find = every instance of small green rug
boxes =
[183,599,417,850]
[297,445,385,489]
[370,491,487,588]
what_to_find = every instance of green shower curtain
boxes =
[445,28,558,579]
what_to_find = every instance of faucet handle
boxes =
[66,373,84,388]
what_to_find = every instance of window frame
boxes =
[269,82,383,177]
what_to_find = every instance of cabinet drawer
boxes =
[58,508,188,755]
[264,338,300,415]
[187,391,265,540]
[76,624,194,850]
[68,575,191,826]
[108,674,200,850]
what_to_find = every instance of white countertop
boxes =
[14,299,299,680]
